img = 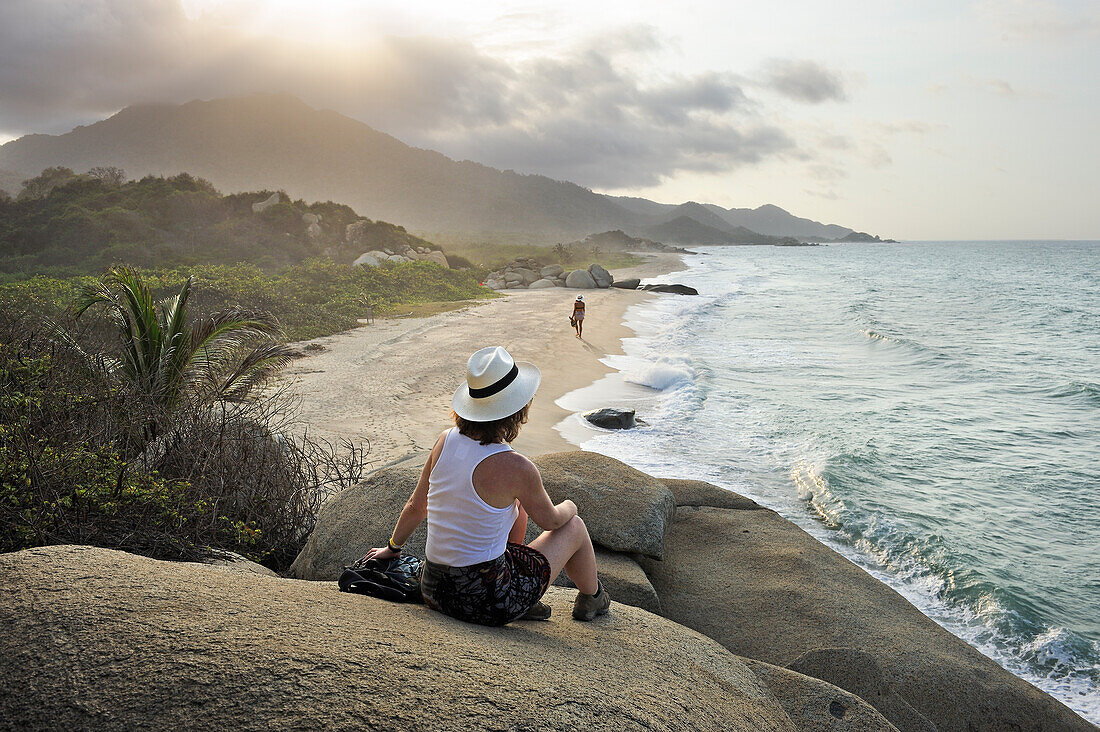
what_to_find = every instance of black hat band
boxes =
[468,363,519,399]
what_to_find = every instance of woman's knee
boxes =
[564,514,590,539]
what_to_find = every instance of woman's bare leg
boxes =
[528,515,598,594]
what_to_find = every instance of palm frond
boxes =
[213,342,298,403]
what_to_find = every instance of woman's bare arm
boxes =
[359,431,446,561]
[507,455,577,531]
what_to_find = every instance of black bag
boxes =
[569,316,577,328]
[339,554,425,603]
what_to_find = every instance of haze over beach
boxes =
[1,1,1097,730]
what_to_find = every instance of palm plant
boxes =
[73,266,296,423]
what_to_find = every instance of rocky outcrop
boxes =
[642,283,699,295]
[584,407,643,430]
[302,212,322,238]
[486,258,568,291]
[352,252,381,268]
[350,246,450,268]
[288,459,430,580]
[532,451,674,559]
[638,505,1094,732]
[611,277,641,290]
[1,545,805,732]
[251,192,280,213]
[660,477,764,511]
[565,269,598,289]
[588,263,613,287]
[745,659,901,732]
[290,452,675,607]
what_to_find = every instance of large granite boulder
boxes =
[289,459,428,580]
[745,659,901,732]
[423,250,449,268]
[638,506,1093,732]
[541,264,565,278]
[532,451,675,559]
[660,477,764,511]
[612,278,641,290]
[0,545,806,732]
[352,252,381,268]
[528,278,557,289]
[291,451,664,611]
[565,269,597,289]
[588,263,613,288]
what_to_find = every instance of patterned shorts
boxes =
[421,543,552,627]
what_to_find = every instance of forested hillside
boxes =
[0,167,436,278]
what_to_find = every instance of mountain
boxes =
[0,94,634,239]
[644,215,779,245]
[0,168,27,197]
[0,94,883,243]
[705,203,852,240]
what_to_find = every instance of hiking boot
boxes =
[519,601,552,621]
[572,582,611,621]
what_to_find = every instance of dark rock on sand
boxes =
[533,451,675,559]
[584,407,640,430]
[638,506,1094,732]
[611,277,641,289]
[0,545,802,732]
[642,283,699,295]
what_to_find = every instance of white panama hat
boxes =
[452,346,541,422]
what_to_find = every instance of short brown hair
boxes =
[452,402,530,445]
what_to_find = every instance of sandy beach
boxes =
[282,252,683,467]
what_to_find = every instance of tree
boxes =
[18,166,80,200]
[88,166,127,186]
[73,266,298,433]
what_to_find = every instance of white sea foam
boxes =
[622,355,695,391]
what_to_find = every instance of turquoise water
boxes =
[557,241,1100,721]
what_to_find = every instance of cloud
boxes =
[979,0,1100,41]
[760,59,847,103]
[0,1,804,188]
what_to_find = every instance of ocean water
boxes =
[555,241,1100,722]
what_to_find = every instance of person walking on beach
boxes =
[571,295,586,338]
[359,346,611,626]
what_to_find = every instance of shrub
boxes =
[0,297,366,569]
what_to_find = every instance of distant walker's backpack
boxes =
[339,554,424,603]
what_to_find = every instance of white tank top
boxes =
[425,428,518,566]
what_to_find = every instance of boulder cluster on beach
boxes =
[2,452,1092,730]
[484,259,614,291]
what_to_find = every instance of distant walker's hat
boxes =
[576,295,584,300]
[452,346,541,422]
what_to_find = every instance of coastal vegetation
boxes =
[0,267,367,569]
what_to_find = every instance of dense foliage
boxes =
[0,258,492,342]
[0,276,365,569]
[0,168,438,276]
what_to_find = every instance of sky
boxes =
[0,0,1097,239]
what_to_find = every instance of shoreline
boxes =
[282,252,684,467]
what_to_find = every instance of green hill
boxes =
[0,167,438,277]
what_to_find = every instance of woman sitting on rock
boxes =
[360,346,610,626]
